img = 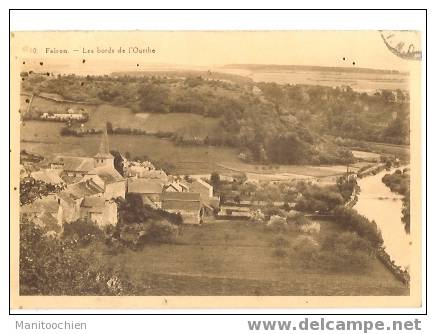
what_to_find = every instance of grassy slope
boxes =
[83,221,408,296]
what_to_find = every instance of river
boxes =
[354,168,411,270]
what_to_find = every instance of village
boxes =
[19,119,396,234]
[20,127,226,230]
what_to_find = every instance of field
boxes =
[367,142,410,161]
[20,120,367,178]
[21,119,240,174]
[22,102,355,176]
[87,104,220,137]
[24,95,96,114]
[82,220,408,296]
[20,97,237,174]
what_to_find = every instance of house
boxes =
[84,165,125,199]
[127,178,165,208]
[34,212,62,233]
[51,127,127,190]
[40,112,87,121]
[56,178,120,227]
[161,192,203,224]
[217,205,251,220]
[62,179,104,199]
[164,181,189,193]
[30,168,65,186]
[140,169,169,183]
[79,196,118,227]
[20,195,62,232]
[252,86,262,95]
[51,156,95,178]
[56,179,104,223]
[190,179,220,208]
[51,127,113,175]
[125,160,155,178]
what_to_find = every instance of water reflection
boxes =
[354,169,411,270]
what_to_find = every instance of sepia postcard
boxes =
[10,30,422,309]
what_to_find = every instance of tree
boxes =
[20,177,63,206]
[332,206,384,247]
[110,150,125,176]
[19,218,123,295]
[336,175,358,201]
[210,172,220,190]
[266,215,287,232]
[106,121,113,134]
[137,83,170,113]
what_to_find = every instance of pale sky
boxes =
[12,31,420,73]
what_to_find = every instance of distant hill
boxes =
[223,64,406,75]
[111,70,253,84]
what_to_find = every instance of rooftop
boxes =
[191,179,213,190]
[53,156,95,172]
[31,169,64,185]
[88,165,123,184]
[162,192,201,201]
[161,192,202,211]
[80,196,106,210]
[21,197,59,214]
[128,178,164,194]
[94,152,114,159]
[60,179,104,201]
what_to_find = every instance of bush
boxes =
[271,236,290,248]
[144,221,179,244]
[294,214,310,226]
[293,235,320,267]
[118,221,179,249]
[317,247,372,273]
[298,222,321,234]
[62,219,104,246]
[266,215,287,232]
[294,232,373,273]
[249,209,265,224]
[317,233,374,273]
[295,184,344,213]
[272,248,288,258]
[331,207,383,247]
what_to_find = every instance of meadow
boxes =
[82,220,408,296]
[21,119,239,174]
[86,104,220,137]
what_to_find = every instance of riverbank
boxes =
[354,165,410,285]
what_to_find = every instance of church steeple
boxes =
[99,126,110,155]
[94,126,114,168]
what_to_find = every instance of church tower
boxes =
[94,126,114,168]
